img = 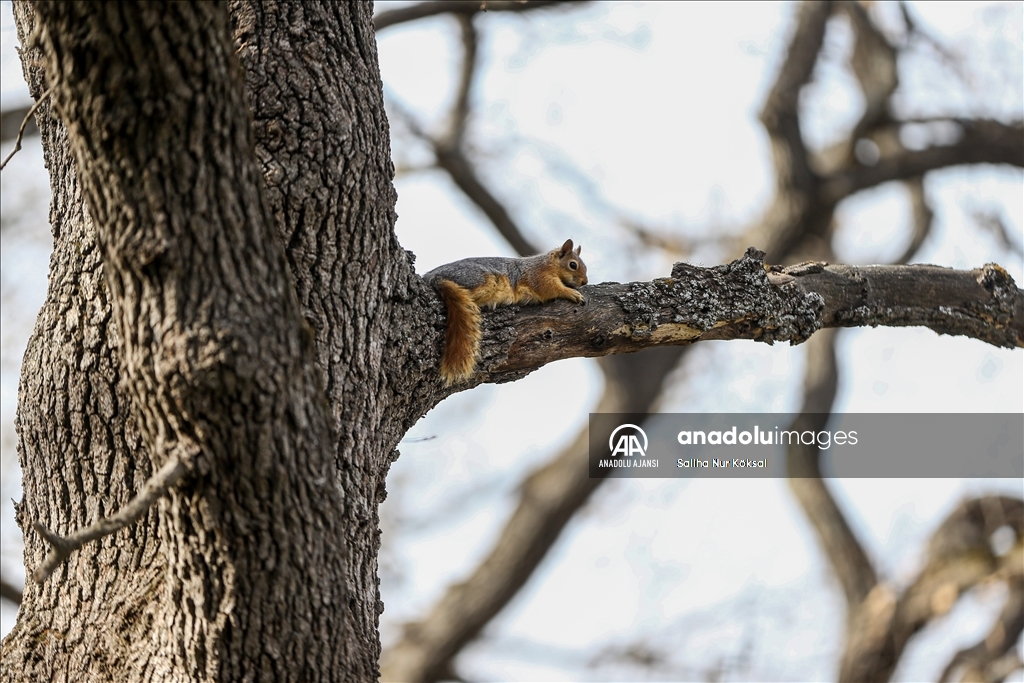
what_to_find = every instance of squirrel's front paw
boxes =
[569,289,585,304]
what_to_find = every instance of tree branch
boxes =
[0,85,52,171]
[374,0,573,32]
[31,456,189,584]
[823,119,1024,203]
[766,261,1022,347]
[434,145,539,256]
[759,1,831,193]
[754,0,832,261]
[0,576,23,605]
[388,92,540,256]
[1,104,39,143]
[442,13,477,148]
[840,496,1024,683]
[938,580,1024,683]
[787,329,879,610]
[382,348,686,682]
[894,176,934,265]
[844,0,898,136]
[471,251,1022,382]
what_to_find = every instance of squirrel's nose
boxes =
[581,276,589,286]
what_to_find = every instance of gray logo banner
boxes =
[588,414,1023,478]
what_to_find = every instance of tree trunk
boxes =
[2,2,420,680]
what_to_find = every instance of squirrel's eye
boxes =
[569,261,578,270]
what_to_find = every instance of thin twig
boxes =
[616,214,700,259]
[388,94,539,255]
[898,1,971,84]
[442,14,478,147]
[937,580,1024,683]
[969,205,1024,258]
[894,177,934,265]
[1,104,36,143]
[32,455,189,584]
[0,576,23,605]
[0,84,53,172]
[374,1,572,32]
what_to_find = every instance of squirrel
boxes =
[424,239,588,385]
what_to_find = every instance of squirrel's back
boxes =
[424,254,544,291]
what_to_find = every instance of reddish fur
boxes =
[468,274,517,308]
[518,248,586,304]
[430,240,587,384]
[435,279,482,385]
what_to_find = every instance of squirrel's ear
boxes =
[559,239,574,256]
[574,245,582,256]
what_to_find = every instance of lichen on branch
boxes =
[468,248,1022,383]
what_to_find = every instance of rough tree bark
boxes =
[1,2,1021,682]
[3,1,419,680]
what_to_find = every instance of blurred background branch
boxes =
[375,1,1022,681]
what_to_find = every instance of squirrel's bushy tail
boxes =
[435,280,481,385]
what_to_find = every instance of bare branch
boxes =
[753,1,832,261]
[374,1,573,32]
[766,260,1022,346]
[803,2,900,175]
[475,252,1022,382]
[31,456,189,584]
[787,330,879,609]
[844,1,898,134]
[894,177,934,265]
[382,349,686,682]
[823,119,1024,202]
[840,496,1024,683]
[1,104,39,143]
[970,206,1024,258]
[422,8,540,255]
[387,97,539,256]
[433,145,539,256]
[442,14,477,147]
[938,580,1024,683]
[0,84,52,171]
[752,4,1019,263]
[759,1,831,192]
[0,576,23,605]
